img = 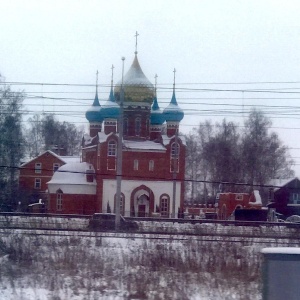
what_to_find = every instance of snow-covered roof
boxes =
[97,131,117,144]
[47,162,96,195]
[261,247,300,255]
[20,150,64,167]
[123,140,166,152]
[20,150,80,167]
[268,177,299,191]
[48,162,96,185]
[60,156,80,164]
[161,134,186,146]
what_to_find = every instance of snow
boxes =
[60,156,80,164]
[123,139,166,152]
[1,218,299,299]
[261,247,300,255]
[161,134,186,146]
[267,177,299,191]
[47,162,96,194]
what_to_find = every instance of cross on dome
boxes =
[134,31,139,54]
[173,68,176,91]
[96,70,99,85]
[154,74,158,96]
[111,64,114,88]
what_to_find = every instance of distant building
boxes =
[267,177,300,217]
[19,150,80,205]
[47,51,186,217]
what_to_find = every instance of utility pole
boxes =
[115,57,125,230]
[172,128,178,218]
[172,67,177,218]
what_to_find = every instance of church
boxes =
[46,44,186,217]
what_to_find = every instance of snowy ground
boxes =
[0,221,299,299]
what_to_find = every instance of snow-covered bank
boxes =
[0,228,297,300]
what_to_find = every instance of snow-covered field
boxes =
[0,219,299,299]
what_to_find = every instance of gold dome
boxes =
[114,55,154,104]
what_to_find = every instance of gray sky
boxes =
[1,0,300,175]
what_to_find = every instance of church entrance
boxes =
[131,186,154,217]
[138,204,146,217]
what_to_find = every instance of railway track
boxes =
[0,228,299,246]
[0,212,300,241]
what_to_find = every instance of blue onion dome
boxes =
[99,86,120,119]
[163,90,184,122]
[150,95,165,125]
[85,90,103,122]
[114,55,154,104]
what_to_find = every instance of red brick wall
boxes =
[48,193,96,215]
[19,152,65,192]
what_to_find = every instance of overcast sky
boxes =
[1,0,300,175]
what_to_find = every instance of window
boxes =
[292,193,300,204]
[35,163,42,174]
[149,160,154,171]
[235,194,243,201]
[135,117,141,136]
[160,195,170,217]
[124,118,128,135]
[53,163,60,173]
[34,178,41,189]
[171,143,179,159]
[56,191,63,211]
[108,140,117,156]
[134,159,139,171]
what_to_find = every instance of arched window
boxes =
[135,117,141,136]
[56,189,63,211]
[124,118,128,135]
[160,194,170,218]
[108,140,117,156]
[149,160,154,171]
[171,142,180,159]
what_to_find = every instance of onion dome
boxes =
[85,88,103,123]
[150,95,165,125]
[163,89,184,122]
[99,86,120,119]
[150,75,165,125]
[114,54,154,103]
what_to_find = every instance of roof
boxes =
[47,162,96,185]
[85,89,103,123]
[60,156,80,164]
[268,177,299,191]
[20,150,64,167]
[261,247,300,255]
[114,55,154,103]
[123,140,166,152]
[163,91,184,122]
[161,134,186,146]
[150,96,165,125]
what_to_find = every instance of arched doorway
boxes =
[130,185,155,217]
[137,193,149,217]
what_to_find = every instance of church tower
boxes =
[52,33,186,218]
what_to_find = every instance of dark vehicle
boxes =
[88,213,139,231]
[234,208,268,222]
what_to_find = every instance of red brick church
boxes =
[23,48,186,217]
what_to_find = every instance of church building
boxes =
[47,45,186,217]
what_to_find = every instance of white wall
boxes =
[102,179,181,216]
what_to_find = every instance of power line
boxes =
[5,164,298,189]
